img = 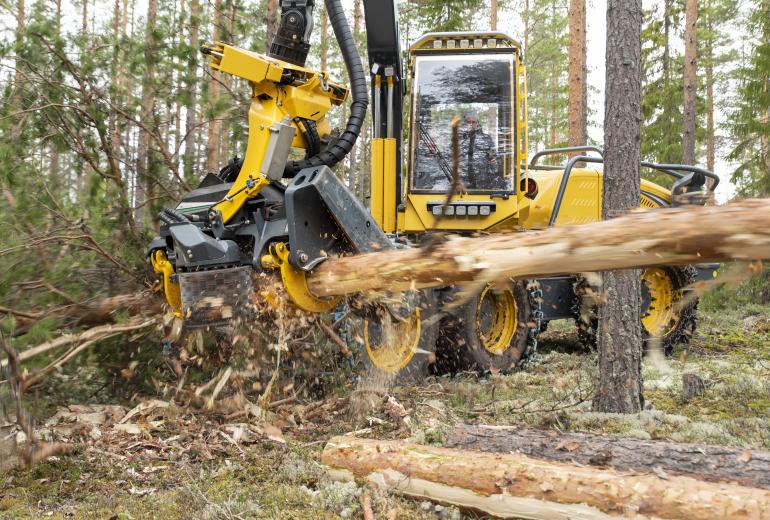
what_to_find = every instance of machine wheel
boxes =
[438,282,531,373]
[641,265,698,353]
[574,266,698,355]
[359,289,439,384]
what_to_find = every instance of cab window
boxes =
[410,53,515,193]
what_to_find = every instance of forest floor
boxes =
[1,303,769,519]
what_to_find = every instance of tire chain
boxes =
[518,280,544,368]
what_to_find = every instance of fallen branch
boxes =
[309,199,770,297]
[0,318,158,370]
[16,318,157,391]
[1,334,75,470]
[321,436,770,520]
[446,424,770,490]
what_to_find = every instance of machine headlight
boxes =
[480,206,491,216]
[455,205,467,216]
[468,205,479,216]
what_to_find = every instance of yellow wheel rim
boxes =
[641,267,677,337]
[364,309,422,373]
[476,286,517,354]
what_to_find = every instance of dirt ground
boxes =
[1,304,768,519]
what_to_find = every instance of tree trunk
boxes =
[320,7,329,71]
[266,0,278,52]
[548,0,558,146]
[206,0,222,173]
[446,424,770,490]
[307,199,770,298]
[108,0,121,184]
[490,0,498,30]
[682,0,698,165]
[321,437,770,520]
[594,0,644,414]
[135,0,159,225]
[705,0,715,172]
[184,0,200,182]
[567,0,587,148]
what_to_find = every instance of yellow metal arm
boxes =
[201,42,348,224]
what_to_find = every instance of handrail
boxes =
[529,146,604,168]
[547,157,720,227]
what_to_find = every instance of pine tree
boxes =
[525,0,569,151]
[728,0,770,196]
[682,0,698,164]
[594,0,644,414]
[567,0,587,148]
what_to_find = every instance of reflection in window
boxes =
[411,54,514,192]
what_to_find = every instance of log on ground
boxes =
[321,436,770,520]
[446,423,770,490]
[309,199,770,297]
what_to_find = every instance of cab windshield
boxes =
[410,53,515,193]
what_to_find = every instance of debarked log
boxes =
[309,199,770,297]
[321,436,770,520]
[446,424,770,490]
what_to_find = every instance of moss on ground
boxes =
[1,305,768,518]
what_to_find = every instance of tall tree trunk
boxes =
[320,8,329,71]
[108,0,121,184]
[594,0,644,414]
[266,0,278,52]
[135,0,159,224]
[13,0,24,94]
[682,0,698,164]
[184,0,200,182]
[219,0,235,164]
[206,0,222,173]
[490,0,498,30]
[705,0,715,172]
[567,0,587,147]
[548,0,558,146]
[50,0,62,179]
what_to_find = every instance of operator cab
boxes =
[399,33,527,233]
[411,53,514,193]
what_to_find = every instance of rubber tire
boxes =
[574,266,699,356]
[437,282,531,374]
[358,289,439,386]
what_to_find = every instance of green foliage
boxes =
[728,0,770,196]
[525,0,569,152]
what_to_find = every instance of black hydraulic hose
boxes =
[284,0,368,177]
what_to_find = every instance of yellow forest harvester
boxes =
[148,0,720,378]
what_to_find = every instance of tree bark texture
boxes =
[705,0,715,172]
[568,0,587,148]
[321,437,770,520]
[135,0,159,225]
[184,0,200,182]
[446,424,770,490]
[320,8,329,72]
[491,0,498,30]
[308,199,770,298]
[595,0,644,414]
[682,0,698,165]
[265,0,278,52]
[205,0,222,173]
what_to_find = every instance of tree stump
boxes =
[682,373,706,402]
